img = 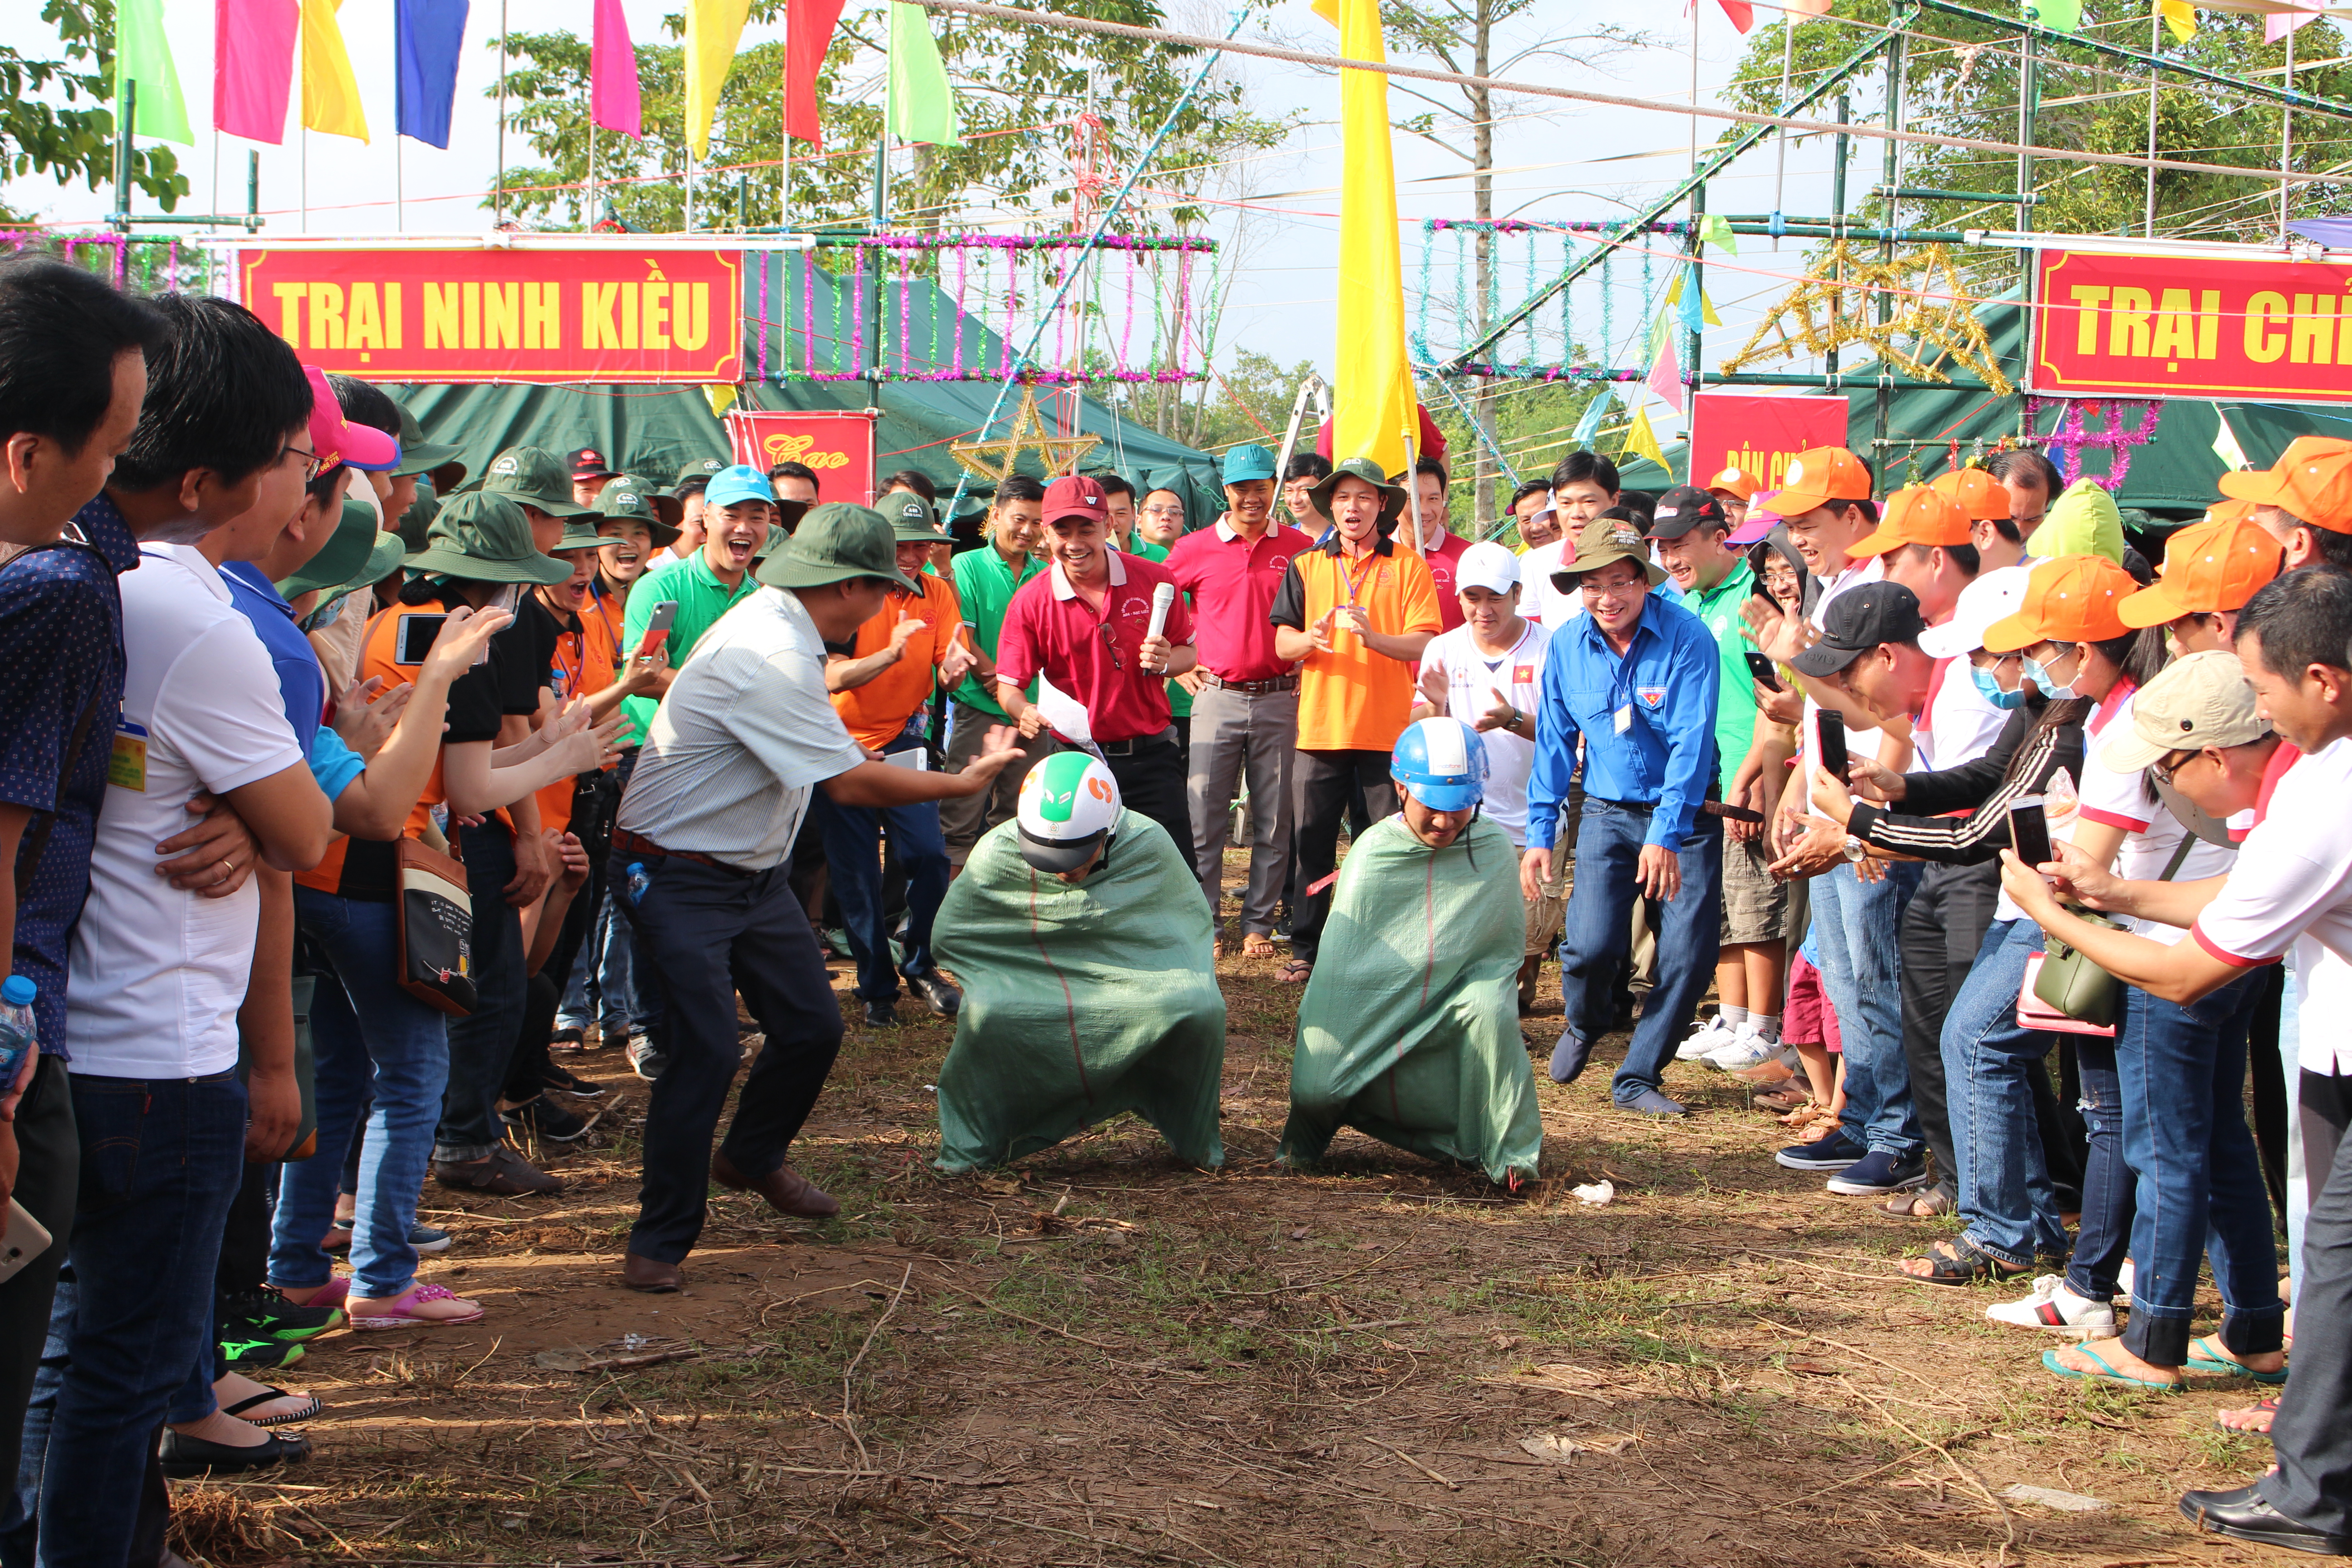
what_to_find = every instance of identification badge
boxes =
[1613,704,1633,735]
[108,720,148,792]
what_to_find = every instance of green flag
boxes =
[887,0,964,147]
[1700,213,1739,255]
[114,0,193,145]
[2024,0,2081,30]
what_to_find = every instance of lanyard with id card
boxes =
[108,720,148,792]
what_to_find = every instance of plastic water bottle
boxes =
[0,976,37,1085]
[622,862,652,907]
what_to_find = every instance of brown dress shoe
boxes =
[621,1252,682,1293]
[433,1147,566,1196]
[710,1152,839,1218]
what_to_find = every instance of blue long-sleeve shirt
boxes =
[1526,593,1720,852]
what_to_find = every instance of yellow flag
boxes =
[1328,0,1415,479]
[1623,407,1667,472]
[2157,0,2196,39]
[300,0,368,143]
[704,383,740,418]
[686,0,754,160]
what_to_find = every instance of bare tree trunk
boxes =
[1470,0,1498,535]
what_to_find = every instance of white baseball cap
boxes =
[1455,540,1521,595]
[1919,564,2032,660]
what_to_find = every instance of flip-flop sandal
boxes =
[1276,960,1312,985]
[350,1282,486,1330]
[2040,1344,2185,1392]
[1910,1236,2034,1286]
[2215,1396,2280,1436]
[1241,934,1278,959]
[2185,1336,2289,1384]
[221,1387,323,1426]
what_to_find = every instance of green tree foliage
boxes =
[3,0,186,223]
[1426,375,1605,540]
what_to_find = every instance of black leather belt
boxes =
[1094,728,1179,756]
[1199,673,1298,694]
[612,827,752,877]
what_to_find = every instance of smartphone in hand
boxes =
[1815,709,1848,779]
[2008,795,2053,869]
[1744,651,1784,691]
[635,600,679,659]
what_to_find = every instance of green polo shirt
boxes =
[621,548,762,744]
[1686,558,1759,790]
[950,542,1049,719]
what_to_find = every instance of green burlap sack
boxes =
[1281,814,1542,1184]
[931,809,1226,1171]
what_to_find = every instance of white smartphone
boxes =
[0,1200,52,1285]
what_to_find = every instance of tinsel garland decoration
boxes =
[1720,243,2013,396]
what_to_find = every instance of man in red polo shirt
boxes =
[996,475,1200,875]
[1166,442,1318,953]
[1406,457,1471,631]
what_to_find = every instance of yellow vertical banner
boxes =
[1327,0,1414,478]
[686,0,754,159]
[299,0,369,142]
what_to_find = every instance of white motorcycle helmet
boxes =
[1015,751,1122,874]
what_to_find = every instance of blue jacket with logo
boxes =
[1525,591,1720,851]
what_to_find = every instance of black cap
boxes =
[1790,581,1928,677]
[1645,485,1730,540]
[567,446,620,481]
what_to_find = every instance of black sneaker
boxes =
[538,1060,608,1097]
[220,1334,304,1372]
[1826,1149,1929,1196]
[864,998,900,1028]
[220,1285,344,1343]
[1774,1130,1867,1172]
[502,1095,589,1143]
[907,969,962,1017]
[627,1035,669,1081]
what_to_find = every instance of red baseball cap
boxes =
[1042,474,1109,526]
[303,367,400,474]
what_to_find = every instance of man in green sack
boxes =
[931,752,1226,1171]
[1281,717,1544,1186]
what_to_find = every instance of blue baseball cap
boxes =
[705,464,776,510]
[1222,443,1277,485]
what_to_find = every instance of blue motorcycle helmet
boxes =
[1391,716,1489,813]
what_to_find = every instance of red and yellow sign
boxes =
[238,247,743,383]
[725,410,878,505]
[1686,392,1849,495]
[2034,249,2352,404]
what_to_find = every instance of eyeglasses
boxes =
[283,444,326,481]
[2152,749,2200,785]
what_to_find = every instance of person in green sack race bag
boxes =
[1280,717,1542,1186]
[931,752,1225,1172]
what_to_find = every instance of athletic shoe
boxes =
[628,1035,669,1082]
[220,1334,304,1372]
[411,1224,452,1254]
[1676,1016,1731,1061]
[219,1286,344,1344]
[1986,1274,2119,1333]
[1705,1024,1778,1072]
[864,998,901,1029]
[538,1060,607,1098]
[1774,1130,1866,1171]
[502,1095,590,1143]
[1824,1149,1928,1195]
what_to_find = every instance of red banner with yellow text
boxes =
[725,410,878,505]
[1686,392,1849,495]
[238,247,743,383]
[2033,249,2352,404]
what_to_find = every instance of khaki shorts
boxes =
[1719,828,1787,946]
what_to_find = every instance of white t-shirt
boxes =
[1416,620,1552,845]
[2191,736,2352,1075]
[1913,654,2009,774]
[66,546,306,1078]
[1520,540,1577,630]
[1800,556,1886,820]
[2076,686,2236,936]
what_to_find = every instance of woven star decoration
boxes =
[951,384,1102,482]
[1720,243,2013,396]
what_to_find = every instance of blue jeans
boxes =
[435,822,525,1164]
[271,889,452,1299]
[19,1070,245,1568]
[809,739,951,1003]
[1811,858,1925,1159]
[1941,919,2067,1269]
[1556,799,1723,1104]
[2067,1036,2130,1299]
[556,886,649,1036]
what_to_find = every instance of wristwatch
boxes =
[1841,834,1868,862]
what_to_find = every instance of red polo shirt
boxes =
[997,551,1196,744]
[1163,520,1317,682]
[1413,529,1472,631]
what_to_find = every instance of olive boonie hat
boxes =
[1555,513,1666,590]
[889,495,946,543]
[1308,457,1406,528]
[481,445,593,517]
[550,513,608,553]
[391,401,465,480]
[404,490,575,585]
[274,498,385,600]
[595,474,683,545]
[671,455,728,496]
[756,502,923,593]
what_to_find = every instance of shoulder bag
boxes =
[396,834,478,1017]
[2026,829,2198,1027]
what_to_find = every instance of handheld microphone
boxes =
[1145,582,1177,672]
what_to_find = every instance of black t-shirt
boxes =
[497,593,564,717]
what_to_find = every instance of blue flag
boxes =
[396,0,468,148]
[1572,391,1611,447]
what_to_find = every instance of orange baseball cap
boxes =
[1757,446,1872,518]
[1847,486,1972,556]
[1705,465,1762,501]
[2218,436,2352,533]
[1983,554,2139,652]
[2205,498,2257,528]
[2117,514,2283,627]
[1930,467,2010,522]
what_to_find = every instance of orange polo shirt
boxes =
[534,588,623,833]
[829,572,964,750]
[1268,536,1441,753]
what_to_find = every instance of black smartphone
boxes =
[393,612,448,666]
[1744,650,1784,691]
[2008,796,2053,869]
[1815,709,1847,779]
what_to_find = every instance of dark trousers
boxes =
[2260,1068,2352,1534]
[1900,861,2001,1193]
[1101,734,1196,878]
[1289,748,1398,966]
[505,883,597,1103]
[1557,800,1724,1104]
[436,822,525,1163]
[0,1059,74,1498]
[614,852,845,1264]
[811,736,951,1003]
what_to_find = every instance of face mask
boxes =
[1970,662,2027,710]
[2021,656,2076,701]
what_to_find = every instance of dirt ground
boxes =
[174,867,2300,1568]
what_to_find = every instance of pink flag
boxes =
[2267,1,2323,43]
[1784,0,1834,16]
[214,0,299,144]
[592,0,643,138]
[1716,0,1755,31]
[1647,338,1686,414]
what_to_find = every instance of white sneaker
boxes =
[1705,1024,1776,1072]
[1985,1275,2118,1333]
[1676,1016,1731,1061]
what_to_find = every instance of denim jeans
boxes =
[2112,974,2283,1364]
[1811,858,1925,1159]
[1941,918,2069,1269]
[809,738,951,1004]
[1556,799,1724,1104]
[2067,1035,2129,1299]
[435,822,525,1164]
[556,886,649,1036]
[20,1069,246,1568]
[271,888,452,1299]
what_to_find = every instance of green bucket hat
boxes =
[1308,457,1407,529]
[1552,512,1666,592]
[391,401,466,480]
[594,474,683,545]
[550,514,608,553]
[481,445,593,517]
[274,499,384,600]
[671,455,728,496]
[403,490,574,585]
[756,502,922,593]
[342,529,410,596]
[884,494,946,544]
